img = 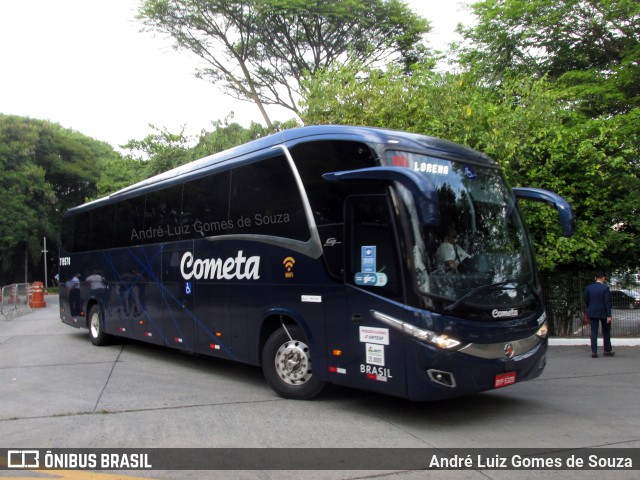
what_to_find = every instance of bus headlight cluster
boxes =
[372,310,462,350]
[535,312,548,339]
[536,321,549,339]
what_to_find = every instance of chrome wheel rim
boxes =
[90,311,100,338]
[274,339,312,385]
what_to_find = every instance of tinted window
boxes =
[228,155,309,241]
[347,195,402,299]
[73,211,92,252]
[114,196,146,248]
[144,185,183,242]
[290,140,378,225]
[91,205,115,250]
[63,153,312,251]
[181,170,232,239]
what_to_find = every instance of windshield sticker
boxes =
[354,272,388,287]
[361,246,376,272]
[463,165,477,179]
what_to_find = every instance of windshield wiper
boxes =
[444,279,518,312]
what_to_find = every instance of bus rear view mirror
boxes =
[323,166,440,227]
[512,187,575,237]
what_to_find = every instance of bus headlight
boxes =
[536,320,549,339]
[372,310,462,350]
[535,312,548,339]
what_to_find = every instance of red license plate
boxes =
[494,372,516,388]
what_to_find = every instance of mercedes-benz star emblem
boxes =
[504,343,515,359]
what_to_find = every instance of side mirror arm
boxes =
[323,166,440,226]
[513,187,575,237]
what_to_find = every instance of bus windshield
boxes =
[388,150,537,311]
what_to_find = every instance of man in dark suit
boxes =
[584,273,615,358]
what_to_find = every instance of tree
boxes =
[117,117,301,184]
[121,125,196,178]
[192,117,299,158]
[301,62,640,272]
[452,0,640,271]
[137,0,430,127]
[0,115,119,284]
[456,0,640,117]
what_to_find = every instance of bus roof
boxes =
[68,125,495,214]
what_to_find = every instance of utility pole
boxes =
[42,237,48,290]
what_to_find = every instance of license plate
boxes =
[494,372,516,388]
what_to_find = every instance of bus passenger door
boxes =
[162,243,196,352]
[344,194,408,396]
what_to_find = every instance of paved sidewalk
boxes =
[2,295,639,480]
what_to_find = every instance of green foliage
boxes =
[121,125,196,178]
[96,156,147,198]
[457,0,640,118]
[0,115,120,284]
[115,119,300,187]
[193,118,300,158]
[301,62,640,271]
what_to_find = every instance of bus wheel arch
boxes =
[87,302,111,346]
[260,314,326,400]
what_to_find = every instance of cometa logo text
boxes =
[180,251,260,281]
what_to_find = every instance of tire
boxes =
[261,325,326,400]
[88,304,111,346]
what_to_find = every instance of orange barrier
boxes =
[29,281,46,308]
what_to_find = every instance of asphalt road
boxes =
[1,295,639,480]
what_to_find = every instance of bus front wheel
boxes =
[88,304,111,346]
[262,325,326,400]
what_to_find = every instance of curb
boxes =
[549,338,640,346]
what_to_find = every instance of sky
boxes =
[0,0,474,151]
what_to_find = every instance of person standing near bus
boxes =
[584,273,615,358]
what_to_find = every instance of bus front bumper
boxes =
[405,335,548,401]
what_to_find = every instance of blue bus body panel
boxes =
[58,125,559,401]
[61,237,546,402]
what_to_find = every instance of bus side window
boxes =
[228,155,309,241]
[289,140,381,279]
[113,196,146,248]
[144,185,183,242]
[90,204,115,250]
[181,170,231,240]
[61,215,76,253]
[346,195,402,300]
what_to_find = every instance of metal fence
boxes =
[541,273,640,337]
[2,277,638,336]
[0,283,32,320]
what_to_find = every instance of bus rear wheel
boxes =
[262,325,326,400]
[88,304,111,346]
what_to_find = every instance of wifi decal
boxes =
[283,256,295,279]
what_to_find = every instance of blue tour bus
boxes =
[58,125,574,401]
